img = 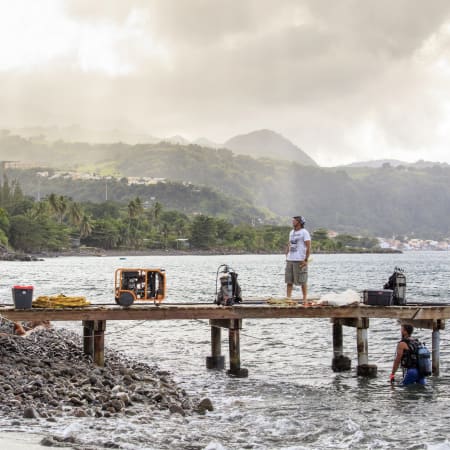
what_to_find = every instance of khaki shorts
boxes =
[285,260,308,285]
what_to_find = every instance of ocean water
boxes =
[1,252,450,449]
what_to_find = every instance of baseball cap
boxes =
[293,215,306,225]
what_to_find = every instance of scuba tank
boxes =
[223,270,233,300]
[417,342,432,377]
[384,267,406,305]
[215,264,242,306]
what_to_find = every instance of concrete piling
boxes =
[206,322,225,370]
[432,321,442,376]
[331,320,351,372]
[93,320,106,367]
[356,318,377,377]
[227,320,248,378]
[82,320,94,357]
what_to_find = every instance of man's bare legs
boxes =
[287,283,309,305]
[286,283,293,298]
[301,284,308,305]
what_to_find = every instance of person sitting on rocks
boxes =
[22,320,51,331]
[0,318,26,335]
[0,319,51,336]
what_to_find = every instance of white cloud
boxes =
[1,0,450,165]
[0,0,75,70]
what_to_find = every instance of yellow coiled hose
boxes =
[266,298,298,306]
[33,294,91,308]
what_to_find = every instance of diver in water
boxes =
[390,324,426,386]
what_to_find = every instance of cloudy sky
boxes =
[1,0,450,166]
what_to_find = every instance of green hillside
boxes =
[10,171,269,226]
[1,133,450,238]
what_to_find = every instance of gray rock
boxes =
[69,397,84,406]
[110,399,125,412]
[196,398,214,413]
[23,407,40,418]
[73,408,88,417]
[130,393,145,403]
[113,392,130,405]
[40,436,56,446]
[169,404,186,416]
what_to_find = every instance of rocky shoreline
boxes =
[0,252,44,261]
[1,247,403,261]
[0,327,213,448]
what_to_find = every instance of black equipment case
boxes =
[363,289,393,306]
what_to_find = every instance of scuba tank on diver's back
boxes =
[417,342,432,377]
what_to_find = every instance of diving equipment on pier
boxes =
[215,264,242,306]
[384,267,407,305]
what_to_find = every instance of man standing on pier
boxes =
[285,215,311,305]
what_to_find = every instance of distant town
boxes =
[36,170,166,186]
[376,237,450,251]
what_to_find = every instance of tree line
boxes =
[3,136,450,238]
[0,178,381,254]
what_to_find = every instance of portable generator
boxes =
[114,268,166,307]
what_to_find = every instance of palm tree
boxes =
[57,195,68,224]
[68,202,83,227]
[161,223,170,249]
[175,218,188,238]
[80,214,93,239]
[151,201,163,232]
[48,193,59,219]
[28,200,50,220]
[129,199,138,219]
[134,197,144,216]
[48,193,68,223]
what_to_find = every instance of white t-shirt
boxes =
[287,228,311,261]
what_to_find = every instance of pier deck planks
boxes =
[1,302,450,322]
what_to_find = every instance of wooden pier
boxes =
[1,302,448,378]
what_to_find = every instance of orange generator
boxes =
[114,268,166,306]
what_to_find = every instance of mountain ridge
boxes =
[224,129,317,166]
[2,127,318,166]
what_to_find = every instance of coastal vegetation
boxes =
[1,132,450,239]
[0,178,383,254]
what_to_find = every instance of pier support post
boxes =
[432,320,443,376]
[331,319,351,372]
[206,320,225,370]
[82,320,94,357]
[93,320,106,367]
[227,320,248,378]
[356,318,377,377]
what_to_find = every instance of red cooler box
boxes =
[363,289,393,306]
[12,285,34,309]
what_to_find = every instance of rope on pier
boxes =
[33,294,91,308]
